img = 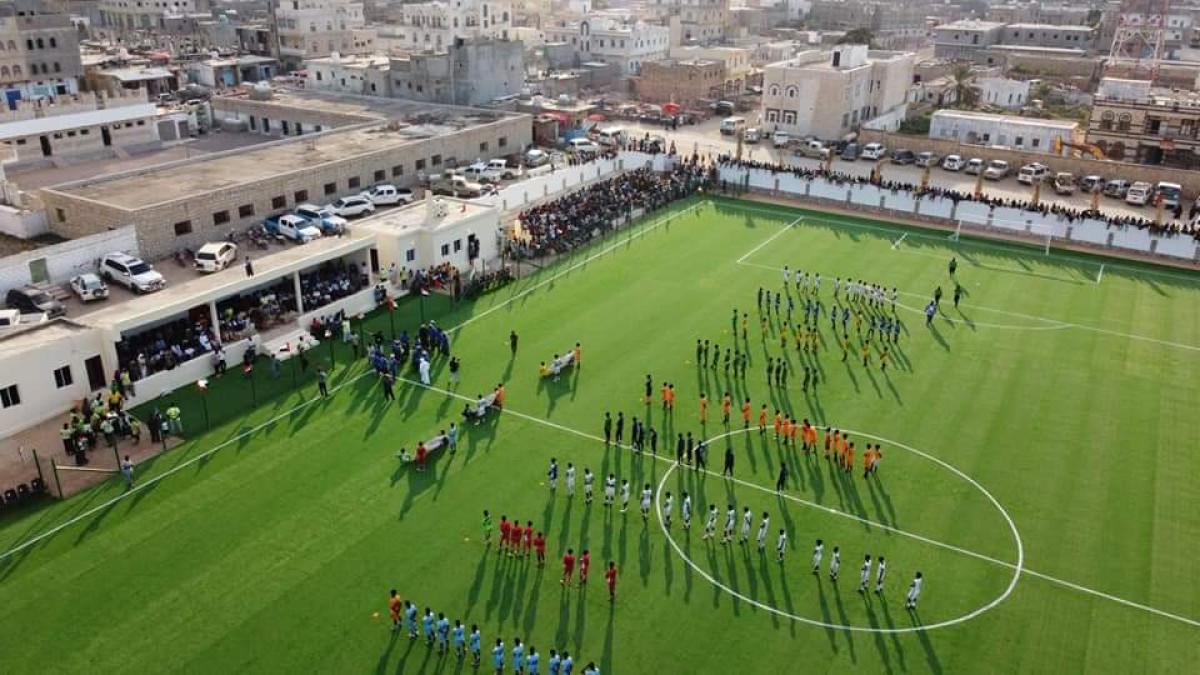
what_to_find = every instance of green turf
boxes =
[1,197,1198,674]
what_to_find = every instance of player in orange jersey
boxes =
[845,442,855,474]
[758,405,768,435]
[721,393,732,425]
[773,410,783,439]
[741,398,752,428]
[699,394,709,423]
[781,416,793,445]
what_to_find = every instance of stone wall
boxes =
[857,129,1200,200]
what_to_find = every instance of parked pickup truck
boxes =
[264,214,322,243]
[430,174,490,198]
[796,139,831,160]
[294,203,348,234]
[481,158,521,182]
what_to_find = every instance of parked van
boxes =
[1125,181,1154,206]
[744,128,761,143]
[772,130,790,148]
[1154,181,1182,209]
[840,142,860,161]
[720,116,747,135]
[595,126,626,147]
[1017,163,1050,185]
[861,142,887,160]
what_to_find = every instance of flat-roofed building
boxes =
[930,109,1080,154]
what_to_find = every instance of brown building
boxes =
[635,58,726,106]
[1087,88,1200,168]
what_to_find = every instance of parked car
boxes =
[890,149,916,165]
[523,148,551,167]
[69,273,109,302]
[1154,181,1183,209]
[1103,179,1131,199]
[99,252,166,293]
[840,142,860,161]
[360,184,414,206]
[264,214,322,243]
[744,128,761,143]
[1125,181,1154,206]
[194,241,238,273]
[797,139,831,159]
[567,138,600,155]
[861,142,887,160]
[327,195,376,218]
[1079,175,1106,193]
[1017,162,1051,185]
[964,158,985,175]
[772,130,790,148]
[430,174,490,198]
[5,285,65,317]
[294,203,349,233]
[915,151,940,168]
[983,159,1010,180]
[1052,172,1076,196]
[482,158,520,182]
[941,154,966,171]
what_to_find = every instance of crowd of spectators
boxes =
[299,261,367,312]
[115,313,219,378]
[513,162,713,258]
[718,156,1200,242]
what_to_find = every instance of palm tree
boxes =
[951,64,979,108]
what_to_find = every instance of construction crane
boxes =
[1106,0,1170,84]
[1053,136,1106,160]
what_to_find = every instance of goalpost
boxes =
[1028,223,1055,256]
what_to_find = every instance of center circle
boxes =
[654,427,1025,633]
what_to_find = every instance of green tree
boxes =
[837,28,876,48]
[951,64,979,108]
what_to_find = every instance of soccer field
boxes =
[1,197,1198,673]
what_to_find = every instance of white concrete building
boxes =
[303,54,391,96]
[274,0,376,68]
[544,17,670,75]
[378,0,513,54]
[0,89,162,164]
[930,109,1080,153]
[979,77,1031,109]
[97,0,211,33]
[760,45,913,140]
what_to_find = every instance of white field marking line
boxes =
[1097,264,1105,285]
[0,204,699,563]
[889,246,1088,286]
[453,200,706,333]
[735,217,804,264]
[738,259,1200,351]
[402,383,1200,629]
[890,232,908,250]
[653,427,1022,634]
[730,201,1200,288]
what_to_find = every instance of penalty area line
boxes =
[735,217,803,264]
[891,232,908,249]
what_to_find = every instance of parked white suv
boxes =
[100,253,166,294]
[941,154,966,171]
[983,160,1010,180]
[327,195,376,218]
[861,142,887,160]
[194,241,238,273]
[1017,162,1050,185]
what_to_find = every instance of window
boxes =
[374,169,385,182]
[174,220,193,235]
[55,208,65,223]
[405,248,416,262]
[324,182,337,195]
[498,137,507,148]
[0,384,19,409]
[453,239,462,252]
[392,164,404,177]
[1031,138,1040,148]
[213,210,230,225]
[238,204,255,218]
[841,113,849,128]
[1014,136,1024,146]
[292,190,308,204]
[53,366,73,389]
[431,154,442,165]
[50,37,56,48]
[440,243,450,256]
[415,159,426,171]
[479,141,488,153]
[348,176,361,189]
[272,195,287,209]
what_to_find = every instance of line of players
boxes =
[387,591,601,674]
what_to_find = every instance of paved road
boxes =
[615,117,1172,224]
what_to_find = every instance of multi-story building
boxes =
[0,89,162,164]
[1002,23,1096,51]
[978,76,1031,109]
[1087,77,1200,166]
[303,53,390,95]
[544,17,669,75]
[376,0,513,54]
[273,0,376,69]
[0,6,83,105]
[389,37,523,106]
[635,58,725,105]
[806,0,926,48]
[644,0,729,44]
[932,20,1007,60]
[670,44,754,92]
[760,44,913,139]
[97,0,212,34]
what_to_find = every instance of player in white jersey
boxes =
[874,557,887,594]
[583,469,595,503]
[565,464,576,497]
[858,555,873,593]
[829,546,841,581]
[603,474,616,507]
[811,539,824,574]
[722,505,736,544]
[833,277,842,297]
[739,507,753,543]
[639,484,653,520]
[776,529,788,562]
[681,492,693,529]
[782,265,791,286]
[813,273,821,294]
[906,572,923,609]
[620,479,631,513]
[756,513,770,551]
[661,491,673,527]
[702,505,718,540]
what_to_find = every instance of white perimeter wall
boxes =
[0,226,139,292]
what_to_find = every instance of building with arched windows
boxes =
[377,0,513,55]
[273,0,377,69]
[760,44,913,140]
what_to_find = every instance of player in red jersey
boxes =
[579,550,592,584]
[605,562,618,601]
[523,521,534,557]
[533,531,546,566]
[560,549,576,586]
[498,516,511,556]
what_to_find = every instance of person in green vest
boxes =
[165,403,182,436]
[120,370,134,398]
[100,416,117,450]
[124,413,142,445]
